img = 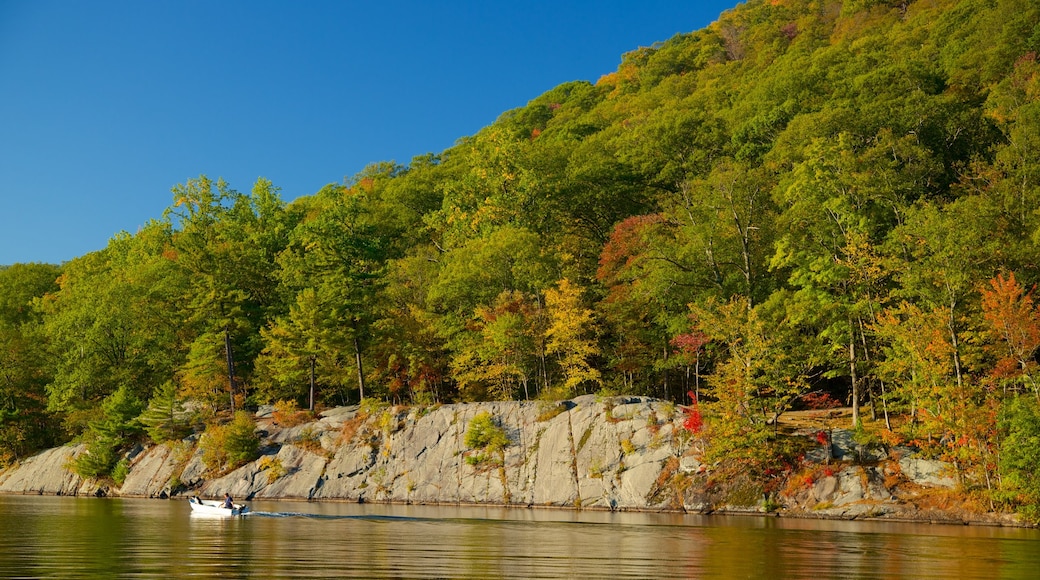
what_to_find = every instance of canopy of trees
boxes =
[4,0,1040,518]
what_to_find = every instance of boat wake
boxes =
[243,511,423,522]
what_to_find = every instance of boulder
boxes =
[899,456,957,488]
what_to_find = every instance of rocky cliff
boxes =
[0,396,1022,525]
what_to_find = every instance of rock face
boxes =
[0,397,687,511]
[0,399,1009,523]
[221,396,686,510]
[0,445,89,496]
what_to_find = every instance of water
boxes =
[1,495,1038,579]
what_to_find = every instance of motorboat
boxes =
[187,496,250,516]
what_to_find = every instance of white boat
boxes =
[187,496,250,516]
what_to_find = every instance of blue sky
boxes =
[0,0,738,265]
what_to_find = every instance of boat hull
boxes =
[188,497,249,516]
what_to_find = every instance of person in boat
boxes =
[223,493,234,509]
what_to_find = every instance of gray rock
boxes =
[0,445,87,495]
[118,443,179,497]
[899,456,957,488]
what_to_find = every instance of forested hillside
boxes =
[4,0,1040,518]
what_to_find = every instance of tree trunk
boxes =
[947,295,964,391]
[224,325,237,413]
[662,342,669,400]
[353,335,366,401]
[850,334,859,427]
[309,355,316,411]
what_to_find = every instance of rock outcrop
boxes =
[0,397,1020,524]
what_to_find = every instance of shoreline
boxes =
[0,398,1032,529]
[2,490,1031,529]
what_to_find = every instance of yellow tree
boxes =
[451,291,545,401]
[873,302,957,444]
[544,279,601,397]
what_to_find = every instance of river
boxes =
[1,495,1038,579]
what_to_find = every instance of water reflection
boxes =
[1,495,1038,579]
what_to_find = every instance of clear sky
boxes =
[0,0,739,265]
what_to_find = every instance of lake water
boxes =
[1,495,1038,579]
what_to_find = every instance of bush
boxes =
[73,443,117,479]
[112,458,130,486]
[296,426,324,454]
[464,412,510,452]
[200,411,260,473]
[536,401,567,422]
[272,399,312,427]
[258,456,286,483]
[464,412,511,469]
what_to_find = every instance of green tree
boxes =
[138,381,192,443]
[271,184,387,403]
[998,396,1040,523]
[451,291,546,401]
[40,222,187,432]
[688,296,815,463]
[0,263,60,326]
[771,133,918,425]
[72,384,144,479]
[0,263,60,463]
[167,176,292,411]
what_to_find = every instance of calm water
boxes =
[1,495,1038,579]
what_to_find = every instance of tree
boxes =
[167,176,292,411]
[451,291,546,401]
[997,396,1040,523]
[544,279,602,396]
[138,381,192,443]
[688,296,815,462]
[981,272,1040,397]
[595,214,678,396]
[272,184,387,404]
[891,196,999,393]
[0,263,60,326]
[0,263,61,463]
[72,384,143,479]
[872,302,958,444]
[771,134,913,425]
[40,222,187,430]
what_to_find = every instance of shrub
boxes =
[272,400,313,427]
[621,438,636,455]
[464,412,510,452]
[464,411,510,469]
[378,409,402,436]
[112,458,130,486]
[200,411,260,473]
[536,401,567,422]
[359,398,389,417]
[296,426,324,454]
[799,391,842,410]
[258,456,286,483]
[73,443,117,479]
[340,414,366,444]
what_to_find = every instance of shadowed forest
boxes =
[4,0,1040,520]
